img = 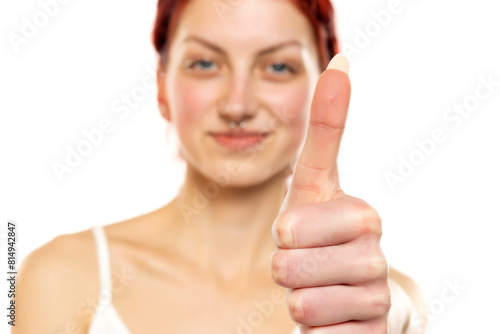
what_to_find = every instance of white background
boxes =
[1,0,499,332]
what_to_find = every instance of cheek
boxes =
[283,104,309,161]
[172,79,207,125]
[284,86,310,132]
[264,84,311,153]
[169,76,219,145]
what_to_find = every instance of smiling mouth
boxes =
[208,132,270,150]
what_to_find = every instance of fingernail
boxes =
[326,53,350,75]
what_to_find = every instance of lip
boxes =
[209,131,270,151]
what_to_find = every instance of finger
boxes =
[272,196,382,249]
[287,282,391,327]
[270,241,387,288]
[296,317,388,334]
[284,53,351,210]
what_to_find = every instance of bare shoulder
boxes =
[102,204,177,248]
[12,202,172,334]
[13,228,100,333]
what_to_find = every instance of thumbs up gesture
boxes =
[271,54,391,333]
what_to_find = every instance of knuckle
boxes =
[291,172,325,197]
[288,289,307,323]
[371,284,392,317]
[352,199,382,237]
[341,196,383,238]
[273,210,298,248]
[366,254,389,280]
[270,250,289,286]
[364,211,382,236]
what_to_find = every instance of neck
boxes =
[167,164,290,287]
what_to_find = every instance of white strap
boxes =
[91,225,113,304]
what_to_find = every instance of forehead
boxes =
[170,0,318,55]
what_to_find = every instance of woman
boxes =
[13,0,427,333]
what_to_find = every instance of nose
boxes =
[218,74,258,125]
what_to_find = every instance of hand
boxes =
[271,54,391,333]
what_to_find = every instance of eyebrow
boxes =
[182,35,303,57]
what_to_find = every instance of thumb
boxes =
[282,53,351,211]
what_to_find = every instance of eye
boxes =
[188,59,216,71]
[266,62,295,74]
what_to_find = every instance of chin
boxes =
[221,173,272,189]
[208,163,273,189]
[182,141,295,190]
[190,157,285,190]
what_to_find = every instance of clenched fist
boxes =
[271,54,391,333]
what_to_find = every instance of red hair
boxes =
[151,0,339,71]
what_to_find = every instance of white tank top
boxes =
[88,225,300,334]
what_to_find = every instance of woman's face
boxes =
[158,0,321,188]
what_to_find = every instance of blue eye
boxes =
[268,62,294,74]
[190,59,215,70]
